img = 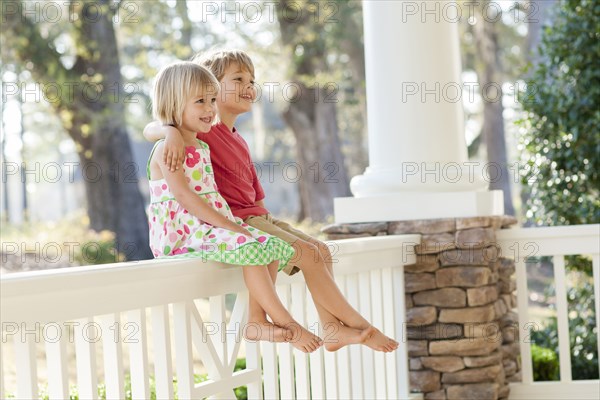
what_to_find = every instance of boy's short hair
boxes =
[192,49,255,81]
[152,61,219,127]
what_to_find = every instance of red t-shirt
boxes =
[196,123,268,219]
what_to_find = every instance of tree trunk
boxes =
[473,2,515,216]
[276,0,351,221]
[282,84,350,221]
[5,0,152,260]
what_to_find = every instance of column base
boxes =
[334,191,504,224]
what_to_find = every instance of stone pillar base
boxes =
[323,216,521,400]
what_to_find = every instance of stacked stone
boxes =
[323,216,520,400]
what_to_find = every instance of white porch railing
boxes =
[0,235,420,400]
[496,224,600,400]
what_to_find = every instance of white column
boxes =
[335,0,503,223]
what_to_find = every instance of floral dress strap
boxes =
[146,139,165,180]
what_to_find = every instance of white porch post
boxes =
[335,0,503,223]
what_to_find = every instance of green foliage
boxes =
[531,344,560,381]
[530,255,599,380]
[518,0,600,226]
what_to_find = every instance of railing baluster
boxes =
[210,295,227,365]
[553,255,572,382]
[382,267,398,397]
[359,271,376,399]
[45,329,69,400]
[14,333,38,400]
[151,305,174,400]
[276,285,296,399]
[227,292,248,371]
[261,338,279,399]
[173,302,194,400]
[323,331,338,400]
[127,309,150,399]
[307,291,325,399]
[335,275,352,399]
[370,269,388,399]
[0,342,5,400]
[392,267,409,399]
[99,313,124,400]
[593,254,600,366]
[245,327,263,399]
[346,274,364,399]
[74,317,98,400]
[291,283,310,399]
[516,258,533,384]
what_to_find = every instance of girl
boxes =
[147,61,323,353]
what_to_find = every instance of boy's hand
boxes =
[163,127,185,171]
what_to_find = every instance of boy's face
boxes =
[217,62,256,116]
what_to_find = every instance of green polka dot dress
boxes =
[147,139,294,269]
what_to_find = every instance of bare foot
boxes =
[362,326,399,352]
[243,320,288,343]
[283,323,323,353]
[322,322,373,352]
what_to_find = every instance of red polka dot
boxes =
[237,236,247,244]
[162,184,167,190]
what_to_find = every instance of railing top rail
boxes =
[496,224,599,240]
[0,235,420,324]
[495,224,599,258]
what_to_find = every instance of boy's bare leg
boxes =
[296,240,373,351]
[244,261,289,342]
[296,240,399,352]
[242,264,323,353]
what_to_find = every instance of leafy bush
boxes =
[530,255,599,380]
[531,344,560,381]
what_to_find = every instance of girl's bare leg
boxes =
[242,264,323,353]
[244,261,288,342]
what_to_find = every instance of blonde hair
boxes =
[152,61,220,126]
[192,49,255,81]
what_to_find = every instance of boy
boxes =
[144,49,398,352]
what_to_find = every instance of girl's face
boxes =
[217,62,256,115]
[180,86,218,134]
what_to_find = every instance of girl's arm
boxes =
[143,121,186,172]
[155,146,251,236]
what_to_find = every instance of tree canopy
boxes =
[519,0,600,225]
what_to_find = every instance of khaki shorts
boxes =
[244,214,316,275]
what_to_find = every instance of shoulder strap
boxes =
[146,139,165,179]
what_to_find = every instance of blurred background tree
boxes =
[3,1,157,259]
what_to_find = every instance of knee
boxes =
[315,241,332,262]
[292,241,320,266]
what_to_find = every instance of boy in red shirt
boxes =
[144,50,398,352]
